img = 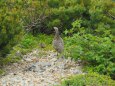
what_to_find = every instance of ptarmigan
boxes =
[52,27,64,56]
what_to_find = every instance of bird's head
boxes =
[54,27,59,33]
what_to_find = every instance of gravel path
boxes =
[0,49,83,86]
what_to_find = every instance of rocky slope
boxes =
[0,49,83,86]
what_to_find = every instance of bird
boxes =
[39,43,46,48]
[52,27,64,56]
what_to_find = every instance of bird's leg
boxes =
[60,52,65,59]
[57,52,58,56]
[61,55,65,59]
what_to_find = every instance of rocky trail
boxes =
[0,49,83,86]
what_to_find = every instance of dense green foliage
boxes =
[59,73,115,86]
[0,1,24,57]
[0,0,114,56]
[0,69,4,75]
[0,0,46,57]
[64,33,115,79]
[0,34,53,66]
[0,0,115,82]
[44,0,115,34]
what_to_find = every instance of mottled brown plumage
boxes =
[52,27,64,55]
[39,43,46,48]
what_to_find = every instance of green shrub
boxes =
[0,69,4,75]
[0,56,21,66]
[36,34,53,44]
[0,0,44,56]
[36,34,53,50]
[42,0,114,35]
[48,0,59,8]
[0,34,53,66]
[0,0,29,57]
[60,73,115,86]
[0,8,23,56]
[64,33,115,79]
[20,34,38,49]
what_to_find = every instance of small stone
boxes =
[27,65,36,71]
[50,58,57,62]
[15,50,22,57]
[23,58,32,62]
[13,63,18,66]
[31,56,37,60]
[13,73,17,75]
[70,68,82,74]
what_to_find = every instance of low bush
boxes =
[59,73,115,86]
[0,69,4,75]
[64,33,115,79]
[20,34,38,49]
[0,34,53,66]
